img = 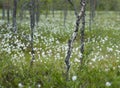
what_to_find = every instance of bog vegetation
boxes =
[0,0,120,88]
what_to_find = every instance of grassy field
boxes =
[0,11,120,88]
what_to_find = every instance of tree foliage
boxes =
[0,0,120,11]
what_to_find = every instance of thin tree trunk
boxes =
[52,0,55,17]
[7,6,10,26]
[45,2,48,18]
[12,0,17,33]
[35,0,40,26]
[90,0,95,21]
[65,0,86,80]
[52,7,55,18]
[67,0,78,17]
[63,8,67,26]
[20,1,30,21]
[20,6,23,21]
[63,0,68,26]
[89,0,96,31]
[2,4,5,20]
[20,2,26,21]
[30,0,35,66]
[80,4,86,66]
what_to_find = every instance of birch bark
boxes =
[65,0,86,79]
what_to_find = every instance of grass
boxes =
[0,11,120,88]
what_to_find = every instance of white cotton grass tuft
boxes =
[72,75,77,81]
[37,84,41,88]
[105,82,111,87]
[18,83,23,88]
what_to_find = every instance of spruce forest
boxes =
[0,0,120,88]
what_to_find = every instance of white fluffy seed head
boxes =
[18,83,23,88]
[72,75,77,81]
[105,82,111,87]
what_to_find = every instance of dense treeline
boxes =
[0,0,120,11]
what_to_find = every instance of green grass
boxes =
[0,11,120,88]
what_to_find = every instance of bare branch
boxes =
[67,0,78,17]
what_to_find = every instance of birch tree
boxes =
[65,0,86,80]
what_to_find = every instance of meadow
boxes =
[0,11,120,88]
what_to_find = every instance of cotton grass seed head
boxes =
[105,82,111,87]
[18,83,23,88]
[72,75,77,81]
[37,84,41,88]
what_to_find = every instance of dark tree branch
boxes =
[67,0,78,17]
